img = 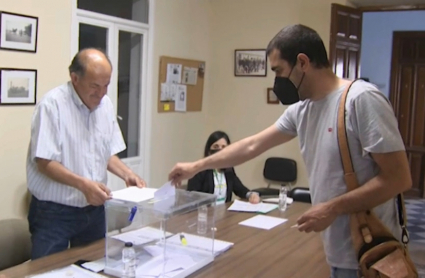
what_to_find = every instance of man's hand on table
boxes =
[296,201,338,233]
[79,179,112,206]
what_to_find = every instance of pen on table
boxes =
[180,233,187,246]
[291,224,299,229]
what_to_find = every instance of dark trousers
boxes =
[28,196,105,260]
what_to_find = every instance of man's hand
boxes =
[249,192,260,204]
[124,173,146,188]
[296,202,338,233]
[168,162,199,186]
[79,179,112,206]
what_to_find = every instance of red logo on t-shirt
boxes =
[328,128,333,132]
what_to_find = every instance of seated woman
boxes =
[187,131,260,205]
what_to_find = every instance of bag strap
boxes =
[337,79,409,246]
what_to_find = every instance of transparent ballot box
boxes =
[104,188,217,278]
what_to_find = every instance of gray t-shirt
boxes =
[275,80,404,269]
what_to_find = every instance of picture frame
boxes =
[234,49,267,77]
[0,11,39,53]
[267,87,279,104]
[0,68,37,105]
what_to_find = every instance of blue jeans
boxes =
[28,196,105,260]
[331,267,359,278]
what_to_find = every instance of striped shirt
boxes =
[26,82,126,207]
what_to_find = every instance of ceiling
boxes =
[349,0,425,6]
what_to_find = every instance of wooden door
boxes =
[390,31,425,198]
[329,4,362,79]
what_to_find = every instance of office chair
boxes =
[288,187,311,203]
[252,157,297,196]
[0,218,31,270]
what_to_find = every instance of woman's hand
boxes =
[248,192,261,204]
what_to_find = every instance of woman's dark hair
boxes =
[204,131,231,157]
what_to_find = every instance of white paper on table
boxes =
[27,264,107,278]
[238,215,288,230]
[111,187,157,203]
[81,257,105,273]
[137,253,195,277]
[143,245,164,257]
[111,227,173,246]
[262,197,293,205]
[181,67,198,85]
[227,199,278,214]
[154,181,176,199]
[166,64,182,84]
[174,84,187,112]
[165,233,234,256]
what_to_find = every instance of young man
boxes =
[27,48,146,260]
[168,25,411,278]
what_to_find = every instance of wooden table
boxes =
[1,202,330,278]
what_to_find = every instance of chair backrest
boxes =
[290,187,311,204]
[0,218,31,270]
[263,157,297,183]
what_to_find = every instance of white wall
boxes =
[0,0,72,220]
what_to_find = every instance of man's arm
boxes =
[330,150,411,215]
[108,155,146,187]
[194,125,295,172]
[36,158,86,190]
[36,158,111,205]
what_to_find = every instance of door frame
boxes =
[70,0,155,187]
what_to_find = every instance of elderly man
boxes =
[26,48,146,260]
[168,25,411,278]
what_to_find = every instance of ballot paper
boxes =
[165,233,234,256]
[111,227,173,246]
[27,264,107,278]
[81,258,105,273]
[154,181,176,199]
[111,187,157,203]
[239,215,288,230]
[227,199,278,214]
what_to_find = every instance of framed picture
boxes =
[0,68,37,105]
[267,88,279,104]
[234,49,267,77]
[0,11,39,52]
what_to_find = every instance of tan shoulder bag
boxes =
[337,80,418,278]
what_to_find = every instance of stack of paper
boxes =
[165,233,234,257]
[227,199,278,214]
[111,187,157,203]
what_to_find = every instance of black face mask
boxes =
[273,67,305,105]
[209,149,228,172]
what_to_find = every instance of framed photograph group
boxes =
[0,68,37,105]
[234,49,267,77]
[0,11,39,52]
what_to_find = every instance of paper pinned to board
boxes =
[174,84,187,112]
[160,83,176,102]
[111,187,157,203]
[166,64,182,84]
[182,67,198,85]
[239,215,288,230]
